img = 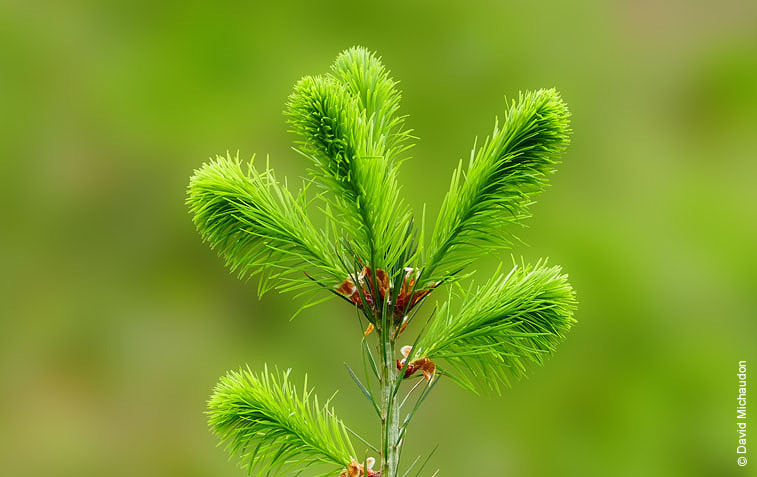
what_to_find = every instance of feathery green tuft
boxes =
[416,260,576,393]
[286,74,367,190]
[285,47,414,272]
[187,153,343,295]
[425,89,571,283]
[329,46,413,162]
[208,366,356,476]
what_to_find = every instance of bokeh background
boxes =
[1,1,756,476]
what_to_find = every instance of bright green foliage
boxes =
[416,261,576,393]
[329,47,411,161]
[285,47,414,272]
[208,366,355,476]
[189,46,577,476]
[187,153,343,295]
[425,89,571,284]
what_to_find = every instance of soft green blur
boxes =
[1,1,755,476]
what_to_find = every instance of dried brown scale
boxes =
[335,266,437,325]
[396,345,436,381]
[341,458,380,477]
[397,356,436,381]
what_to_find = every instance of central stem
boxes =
[380,332,400,476]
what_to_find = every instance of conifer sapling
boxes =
[188,46,577,476]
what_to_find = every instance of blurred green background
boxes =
[1,1,756,476]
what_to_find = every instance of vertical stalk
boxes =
[380,333,400,476]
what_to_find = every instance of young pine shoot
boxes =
[188,46,577,477]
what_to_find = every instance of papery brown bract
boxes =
[397,345,436,381]
[341,458,380,477]
[335,266,436,323]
